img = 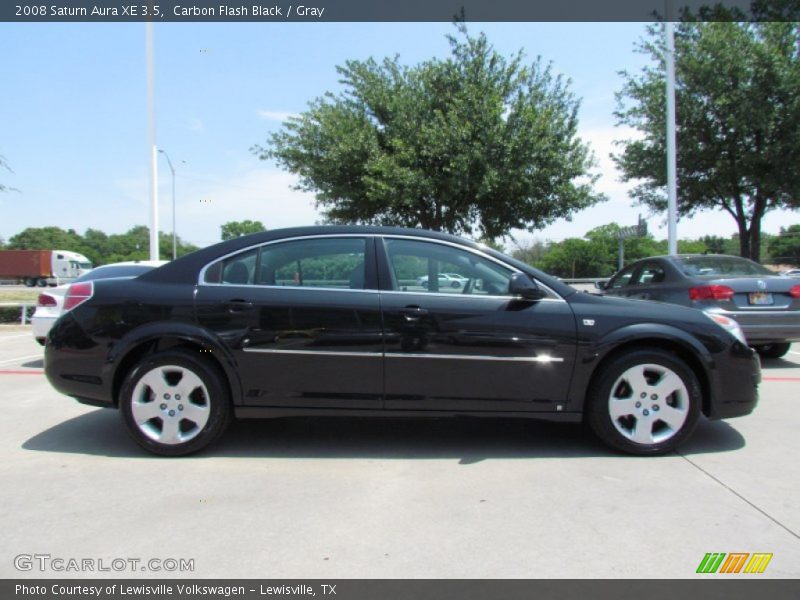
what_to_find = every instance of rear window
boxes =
[674,256,775,278]
[75,265,155,282]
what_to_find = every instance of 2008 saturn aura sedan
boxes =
[44,227,760,456]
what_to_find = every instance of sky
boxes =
[1,21,797,251]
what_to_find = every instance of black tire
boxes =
[119,348,231,456]
[586,348,702,456]
[36,278,47,287]
[754,343,791,359]
[23,278,35,287]
[451,281,461,288]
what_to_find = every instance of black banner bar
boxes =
[1,0,781,23]
[4,580,800,600]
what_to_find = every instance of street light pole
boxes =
[145,22,159,261]
[665,2,678,255]
[159,149,176,259]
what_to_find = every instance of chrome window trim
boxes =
[196,232,564,301]
[381,235,563,301]
[197,234,370,287]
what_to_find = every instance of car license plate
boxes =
[749,292,773,305]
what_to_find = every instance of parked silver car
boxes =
[598,254,800,358]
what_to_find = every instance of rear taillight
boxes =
[790,285,800,299]
[37,294,57,307]
[63,281,93,311]
[689,285,735,301]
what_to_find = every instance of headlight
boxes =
[704,311,747,345]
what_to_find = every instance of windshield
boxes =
[74,265,155,282]
[675,256,775,278]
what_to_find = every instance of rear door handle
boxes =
[225,299,254,313]
[400,306,429,322]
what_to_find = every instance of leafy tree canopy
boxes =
[767,224,800,265]
[6,226,198,266]
[220,220,266,241]
[513,222,732,278]
[614,21,800,261]
[258,25,604,239]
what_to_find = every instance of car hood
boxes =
[576,291,710,324]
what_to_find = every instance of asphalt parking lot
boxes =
[1,325,798,579]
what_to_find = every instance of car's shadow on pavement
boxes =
[23,409,745,461]
[21,359,43,368]
[758,357,800,370]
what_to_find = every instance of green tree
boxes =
[537,238,613,278]
[220,220,266,241]
[8,226,197,266]
[101,226,198,264]
[258,25,603,239]
[510,239,549,267]
[7,227,85,251]
[768,224,800,265]
[614,22,800,261]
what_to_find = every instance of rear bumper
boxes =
[706,343,760,420]
[722,310,800,344]
[30,315,56,341]
[44,313,112,406]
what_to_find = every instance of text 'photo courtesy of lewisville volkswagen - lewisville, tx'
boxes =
[1,1,799,596]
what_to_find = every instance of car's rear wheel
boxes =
[754,343,791,359]
[119,349,231,456]
[587,349,701,455]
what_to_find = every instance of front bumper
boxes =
[706,343,760,420]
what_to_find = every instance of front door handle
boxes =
[225,299,254,313]
[400,306,429,322]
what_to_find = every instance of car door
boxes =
[195,236,383,409]
[626,261,668,301]
[377,237,577,412]
[604,263,641,297]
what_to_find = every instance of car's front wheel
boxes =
[754,343,791,359]
[119,349,231,456]
[586,348,701,455]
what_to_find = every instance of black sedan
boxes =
[597,254,800,358]
[45,227,760,456]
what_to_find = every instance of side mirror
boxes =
[509,272,546,301]
[595,280,608,291]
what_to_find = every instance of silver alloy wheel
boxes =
[607,363,689,445]
[130,365,211,445]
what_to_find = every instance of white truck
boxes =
[0,249,93,286]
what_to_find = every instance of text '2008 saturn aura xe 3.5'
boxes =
[44,226,760,456]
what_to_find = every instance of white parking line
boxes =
[0,353,42,365]
[0,333,34,340]
[789,351,800,357]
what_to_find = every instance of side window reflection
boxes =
[384,239,513,296]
